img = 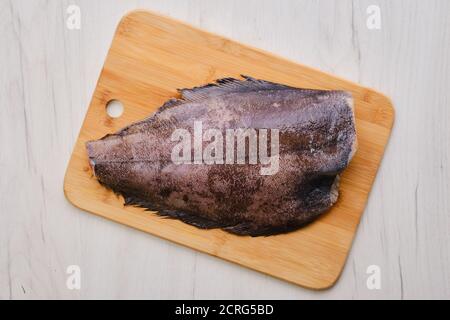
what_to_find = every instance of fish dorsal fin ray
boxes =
[178,75,301,102]
[123,194,230,229]
[157,98,184,113]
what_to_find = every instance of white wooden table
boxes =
[1,0,449,299]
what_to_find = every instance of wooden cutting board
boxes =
[64,10,394,290]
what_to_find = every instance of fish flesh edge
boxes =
[86,76,357,236]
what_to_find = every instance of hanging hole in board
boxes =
[106,100,124,118]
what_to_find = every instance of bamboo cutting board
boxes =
[64,10,394,289]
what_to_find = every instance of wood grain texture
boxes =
[63,10,394,290]
[0,0,449,299]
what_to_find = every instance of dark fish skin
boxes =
[86,76,357,236]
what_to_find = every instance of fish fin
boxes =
[223,222,258,236]
[224,221,314,237]
[177,76,301,102]
[123,195,227,229]
[96,98,184,139]
[159,210,227,229]
[223,222,288,237]
[223,223,284,237]
[156,98,184,113]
